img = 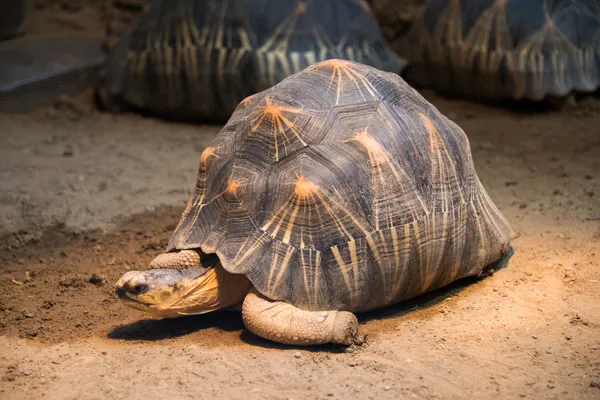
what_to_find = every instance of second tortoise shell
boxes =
[166,59,515,312]
[398,0,600,101]
[103,0,404,121]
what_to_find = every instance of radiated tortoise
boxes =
[115,59,514,346]
[100,0,404,121]
[397,0,600,101]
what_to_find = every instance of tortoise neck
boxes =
[155,264,252,318]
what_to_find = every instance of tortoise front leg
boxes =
[241,289,361,346]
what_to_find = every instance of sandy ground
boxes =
[0,2,599,399]
[0,89,599,400]
[0,94,219,241]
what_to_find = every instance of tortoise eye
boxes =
[130,283,148,295]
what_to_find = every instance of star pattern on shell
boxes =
[248,98,313,161]
[166,59,515,313]
[310,59,381,105]
[401,0,600,100]
[105,0,403,120]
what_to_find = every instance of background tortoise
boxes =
[391,0,600,101]
[101,0,404,121]
[115,59,514,346]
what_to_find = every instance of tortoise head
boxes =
[115,250,251,318]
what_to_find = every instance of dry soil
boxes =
[1,2,600,400]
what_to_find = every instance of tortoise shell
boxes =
[398,0,600,101]
[103,0,404,121]
[167,59,514,312]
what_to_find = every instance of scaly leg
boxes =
[242,289,361,346]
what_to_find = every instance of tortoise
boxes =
[99,0,405,121]
[115,59,515,346]
[394,0,600,101]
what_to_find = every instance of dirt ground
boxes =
[1,2,600,400]
[0,89,599,400]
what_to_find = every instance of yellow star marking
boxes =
[542,17,555,31]
[259,1,307,53]
[312,59,379,105]
[418,114,441,150]
[350,129,386,165]
[294,176,316,199]
[240,94,257,107]
[261,172,370,250]
[226,179,242,196]
[346,129,429,228]
[249,98,308,161]
[199,147,218,165]
[295,1,307,15]
[418,112,466,209]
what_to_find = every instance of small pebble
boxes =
[23,371,31,376]
[62,146,74,157]
[590,380,600,388]
[384,386,391,391]
[294,352,301,359]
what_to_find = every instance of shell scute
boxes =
[238,93,326,162]
[261,148,372,250]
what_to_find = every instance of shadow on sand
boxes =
[107,310,243,341]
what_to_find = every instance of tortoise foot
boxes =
[242,289,361,346]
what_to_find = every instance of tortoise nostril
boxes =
[116,286,127,298]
